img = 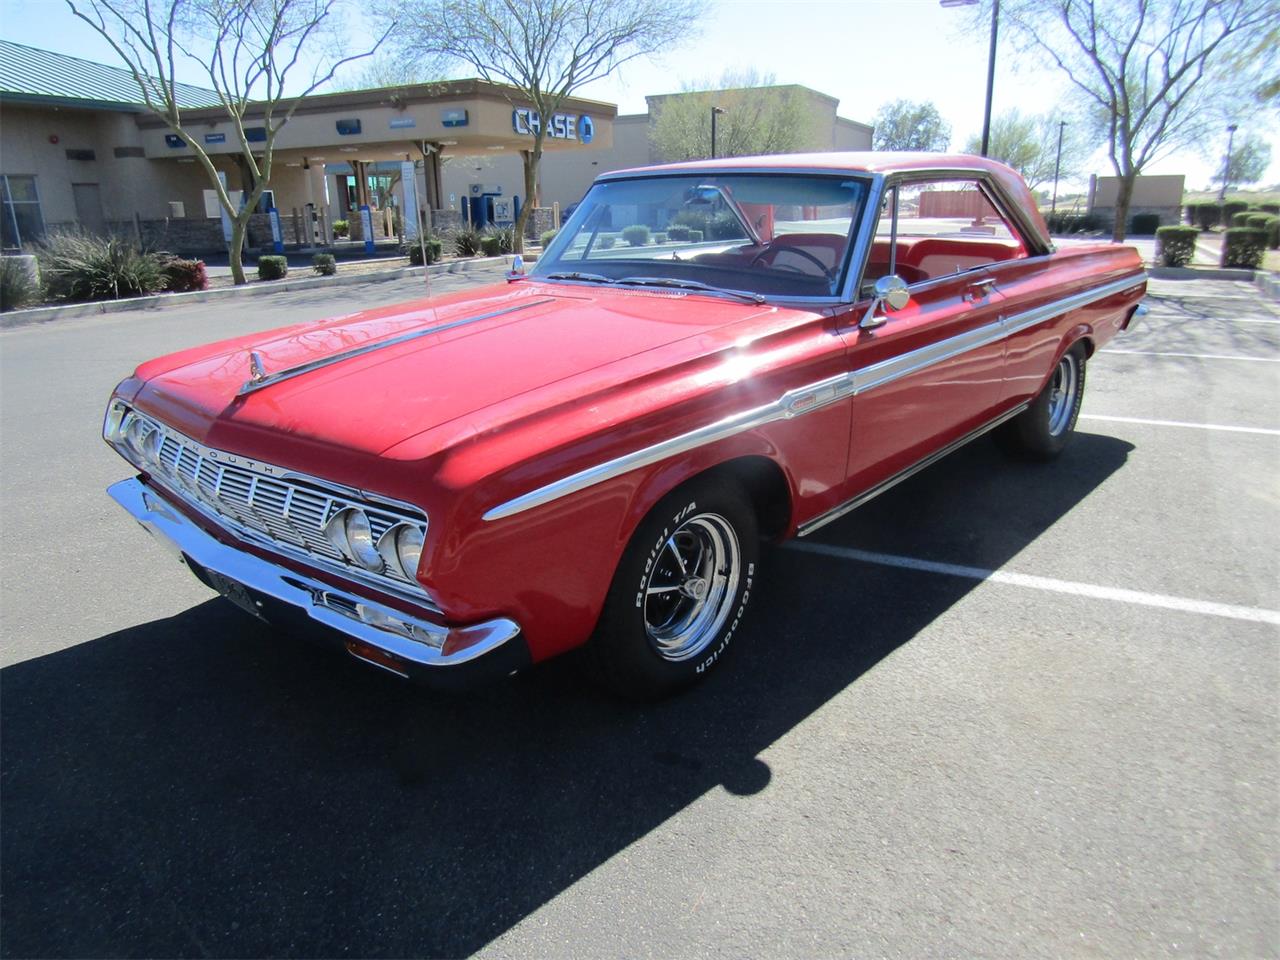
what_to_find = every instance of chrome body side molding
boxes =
[239,298,555,396]
[482,273,1143,522]
[795,402,1029,537]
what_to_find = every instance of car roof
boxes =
[595,152,1051,251]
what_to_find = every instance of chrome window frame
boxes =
[534,167,883,307]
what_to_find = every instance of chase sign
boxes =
[512,108,594,144]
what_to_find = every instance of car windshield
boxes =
[533,173,870,299]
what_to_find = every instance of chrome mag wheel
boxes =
[1047,351,1080,436]
[642,512,741,662]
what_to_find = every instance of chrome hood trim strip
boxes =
[238,297,556,396]
[482,273,1144,522]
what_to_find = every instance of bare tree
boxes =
[1211,132,1273,191]
[68,0,390,283]
[649,69,822,163]
[963,109,1094,190]
[991,0,1279,241]
[387,0,707,252]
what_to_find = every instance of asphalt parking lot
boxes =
[1,272,1277,958]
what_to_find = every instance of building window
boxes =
[1,175,45,249]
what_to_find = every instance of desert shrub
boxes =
[597,233,617,250]
[480,234,503,256]
[1194,203,1221,231]
[707,213,747,240]
[160,257,208,292]
[404,239,443,265]
[621,224,651,247]
[539,229,558,248]
[1220,228,1266,269]
[654,232,668,244]
[37,231,166,302]
[687,229,704,243]
[483,225,516,254]
[666,225,691,241]
[1129,212,1160,234]
[332,219,349,237]
[1155,226,1198,267]
[0,257,40,311]
[454,226,483,257]
[1221,201,1249,223]
[312,253,337,276]
[257,255,288,280]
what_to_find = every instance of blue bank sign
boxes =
[512,108,594,144]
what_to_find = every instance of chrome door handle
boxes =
[965,278,997,302]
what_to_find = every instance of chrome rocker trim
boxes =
[109,477,522,677]
[239,297,555,396]
[484,274,1143,522]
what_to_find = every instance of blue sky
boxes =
[6,0,1276,190]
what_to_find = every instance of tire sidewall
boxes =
[592,478,760,698]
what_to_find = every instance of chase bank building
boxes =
[0,39,870,252]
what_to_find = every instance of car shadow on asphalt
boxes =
[1,432,1134,958]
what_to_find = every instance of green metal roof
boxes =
[0,39,221,111]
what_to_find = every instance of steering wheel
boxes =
[749,244,833,280]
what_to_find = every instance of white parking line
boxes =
[1102,348,1280,363]
[1080,414,1280,436]
[786,542,1280,627]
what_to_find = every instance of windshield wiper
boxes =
[614,276,765,304]
[542,271,615,284]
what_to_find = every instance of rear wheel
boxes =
[589,477,760,700]
[998,342,1087,460]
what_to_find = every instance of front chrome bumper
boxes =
[108,478,526,684]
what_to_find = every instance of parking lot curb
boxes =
[1147,265,1257,281]
[1256,271,1279,301]
[0,255,515,330]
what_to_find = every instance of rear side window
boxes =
[864,178,1028,290]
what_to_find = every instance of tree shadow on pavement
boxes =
[0,432,1133,958]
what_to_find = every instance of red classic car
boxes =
[104,153,1146,698]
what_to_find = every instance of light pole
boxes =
[710,106,725,159]
[1218,123,1238,202]
[941,0,999,156]
[1051,120,1067,214]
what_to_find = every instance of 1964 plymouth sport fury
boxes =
[105,153,1146,698]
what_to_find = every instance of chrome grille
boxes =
[108,403,434,606]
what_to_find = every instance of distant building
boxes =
[1087,174,1185,232]
[1,40,872,252]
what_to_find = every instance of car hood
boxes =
[130,282,777,461]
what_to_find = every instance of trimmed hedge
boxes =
[597,234,617,250]
[1044,211,1101,234]
[405,239,443,265]
[312,253,337,276]
[1189,202,1221,231]
[666,225,691,241]
[257,255,288,280]
[1155,226,1198,267]
[539,229,558,248]
[1220,228,1266,269]
[1231,210,1255,228]
[480,234,503,256]
[162,257,208,292]
[621,224,651,247]
[687,229,704,243]
[1222,201,1249,223]
[332,219,349,237]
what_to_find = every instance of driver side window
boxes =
[863,179,1027,293]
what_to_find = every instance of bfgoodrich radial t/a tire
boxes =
[589,476,760,700]
[998,342,1087,461]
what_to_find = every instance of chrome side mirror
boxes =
[506,254,525,281]
[860,274,910,330]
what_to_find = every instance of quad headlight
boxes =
[324,509,426,581]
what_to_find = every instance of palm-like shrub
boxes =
[0,256,40,311]
[37,231,166,302]
[454,226,484,257]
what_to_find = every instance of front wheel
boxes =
[998,342,1087,460]
[589,477,760,700]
